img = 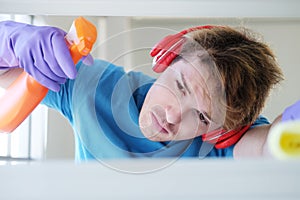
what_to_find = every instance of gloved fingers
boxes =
[30,49,66,84]
[40,36,70,79]
[26,64,64,92]
[282,100,300,121]
[22,40,66,83]
[32,28,75,82]
[18,50,65,92]
[35,33,67,78]
[51,31,77,79]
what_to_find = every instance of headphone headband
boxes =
[150,25,216,73]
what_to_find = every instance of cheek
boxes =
[176,114,199,139]
[175,112,209,140]
[144,82,178,108]
[139,83,179,137]
[139,85,169,128]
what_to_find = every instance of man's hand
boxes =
[0,21,76,91]
[282,100,300,122]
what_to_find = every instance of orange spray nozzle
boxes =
[0,17,97,133]
[66,16,97,63]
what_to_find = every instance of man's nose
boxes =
[165,105,181,124]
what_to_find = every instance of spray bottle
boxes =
[0,17,97,133]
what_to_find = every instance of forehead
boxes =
[171,58,214,95]
[170,58,226,127]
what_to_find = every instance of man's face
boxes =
[139,58,225,141]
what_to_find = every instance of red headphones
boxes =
[150,25,215,73]
[150,25,251,149]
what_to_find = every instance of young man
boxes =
[0,20,295,162]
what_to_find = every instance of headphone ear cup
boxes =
[150,25,217,73]
[152,37,186,73]
[214,130,245,149]
[214,125,251,149]
[150,32,183,57]
[202,125,251,149]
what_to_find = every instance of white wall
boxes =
[129,17,300,121]
[39,16,300,159]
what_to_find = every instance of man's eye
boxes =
[199,112,209,125]
[176,80,186,95]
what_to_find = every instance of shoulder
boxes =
[233,115,272,158]
[251,115,270,127]
[76,59,123,76]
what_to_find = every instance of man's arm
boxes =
[233,115,282,158]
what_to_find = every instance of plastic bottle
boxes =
[0,17,97,133]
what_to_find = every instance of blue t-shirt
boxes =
[42,59,269,162]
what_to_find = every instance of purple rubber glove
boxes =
[282,100,300,122]
[0,20,76,92]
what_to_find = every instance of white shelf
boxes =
[0,0,299,17]
[0,159,299,199]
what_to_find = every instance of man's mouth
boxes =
[151,112,169,134]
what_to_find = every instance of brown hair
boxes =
[181,26,284,130]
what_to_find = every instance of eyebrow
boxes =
[181,72,215,124]
[181,72,191,94]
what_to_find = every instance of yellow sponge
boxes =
[268,120,300,159]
